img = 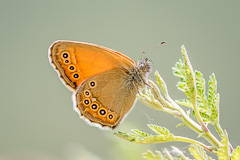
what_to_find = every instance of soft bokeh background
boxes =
[1,0,240,159]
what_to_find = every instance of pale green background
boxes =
[0,0,240,160]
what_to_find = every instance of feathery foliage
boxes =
[116,45,238,160]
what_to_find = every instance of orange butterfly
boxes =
[48,40,153,129]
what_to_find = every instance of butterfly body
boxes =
[49,40,152,129]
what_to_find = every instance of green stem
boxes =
[215,124,224,137]
[176,106,220,150]
[139,89,221,151]
[174,136,213,153]
[215,124,233,153]
[180,46,221,150]
[182,46,208,135]
[129,135,213,154]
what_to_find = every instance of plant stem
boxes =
[179,46,221,150]
[215,124,233,153]
[174,136,213,153]
[173,101,221,150]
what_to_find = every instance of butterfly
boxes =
[48,40,153,129]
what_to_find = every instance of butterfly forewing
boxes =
[49,40,134,91]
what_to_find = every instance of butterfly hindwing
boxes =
[74,69,138,129]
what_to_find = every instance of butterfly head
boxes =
[137,58,153,74]
[130,58,153,89]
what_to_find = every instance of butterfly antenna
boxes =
[144,41,166,58]
[141,51,146,60]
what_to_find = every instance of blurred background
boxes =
[0,0,240,159]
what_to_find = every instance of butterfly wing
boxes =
[49,40,135,91]
[73,68,138,129]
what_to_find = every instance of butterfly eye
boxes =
[90,102,99,112]
[83,90,91,97]
[68,65,76,72]
[82,98,91,106]
[106,112,116,123]
[72,72,80,80]
[61,51,70,59]
[98,107,107,117]
[89,80,96,88]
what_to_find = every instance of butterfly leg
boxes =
[132,82,141,94]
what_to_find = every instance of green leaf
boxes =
[143,148,192,160]
[132,129,152,138]
[114,131,138,142]
[217,131,230,160]
[155,71,168,97]
[175,99,192,108]
[170,146,192,160]
[114,125,175,144]
[173,58,190,98]
[172,59,185,78]
[189,71,220,125]
[180,45,197,105]
[173,47,220,126]
[142,150,164,160]
[193,70,212,123]
[231,146,240,160]
[176,123,185,128]
[137,88,164,111]
[207,73,219,124]
[195,70,208,109]
[189,144,214,160]
[148,124,170,135]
